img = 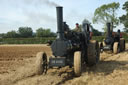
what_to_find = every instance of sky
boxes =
[0,0,127,33]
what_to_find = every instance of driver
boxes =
[73,23,81,32]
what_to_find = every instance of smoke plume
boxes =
[22,0,59,7]
[41,0,59,7]
[0,0,59,33]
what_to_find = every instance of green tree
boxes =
[18,27,33,38]
[89,24,102,36]
[93,2,120,31]
[0,33,6,38]
[119,1,128,32]
[92,28,102,36]
[36,28,55,37]
[6,30,19,38]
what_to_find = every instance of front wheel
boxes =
[113,42,120,54]
[99,42,103,52]
[35,52,47,75]
[74,51,81,77]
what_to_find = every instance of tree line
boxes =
[93,1,128,33]
[2,1,128,38]
[0,27,56,38]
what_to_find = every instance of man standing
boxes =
[73,23,81,32]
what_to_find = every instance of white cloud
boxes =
[0,0,126,33]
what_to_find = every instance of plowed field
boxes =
[0,44,128,85]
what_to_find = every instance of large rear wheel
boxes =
[35,52,47,75]
[120,38,125,51]
[123,40,126,51]
[74,51,81,77]
[87,40,100,66]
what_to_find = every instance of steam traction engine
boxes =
[35,6,100,76]
[100,23,125,54]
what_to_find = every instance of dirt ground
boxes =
[0,44,128,85]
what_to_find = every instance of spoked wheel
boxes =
[74,51,81,77]
[87,40,100,66]
[35,52,48,75]
[113,42,120,54]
